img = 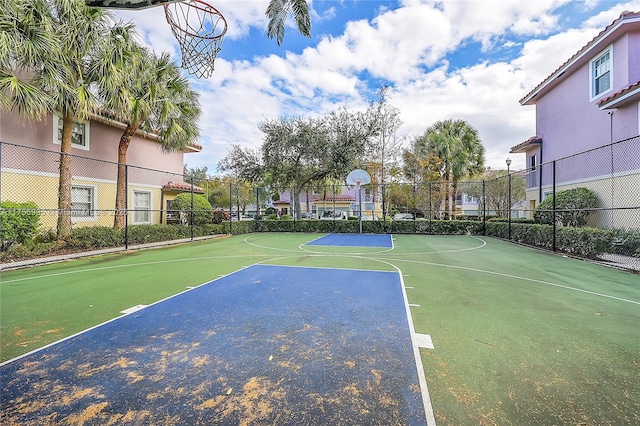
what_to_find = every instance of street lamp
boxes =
[506,157,512,240]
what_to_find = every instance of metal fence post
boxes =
[552,160,556,252]
[190,177,194,241]
[508,173,512,241]
[124,164,129,249]
[429,182,433,234]
[482,180,486,236]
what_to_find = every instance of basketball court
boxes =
[1,235,433,425]
[2,233,639,425]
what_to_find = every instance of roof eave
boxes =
[598,86,640,110]
[510,136,542,154]
[520,13,640,106]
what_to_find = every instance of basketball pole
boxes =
[356,181,362,234]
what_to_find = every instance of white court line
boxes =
[0,254,276,285]
[380,259,437,426]
[298,236,396,255]
[386,257,639,305]
[380,235,486,256]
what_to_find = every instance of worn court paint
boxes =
[1,265,428,425]
[306,233,393,248]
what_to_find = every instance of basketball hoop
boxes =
[164,0,227,78]
[346,169,371,234]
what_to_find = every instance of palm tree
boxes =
[266,0,311,46]
[0,0,59,119]
[418,119,485,219]
[1,0,135,239]
[99,48,200,229]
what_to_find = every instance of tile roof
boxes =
[319,195,356,202]
[162,182,204,193]
[510,136,542,154]
[597,80,640,109]
[520,11,640,106]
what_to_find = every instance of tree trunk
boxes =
[443,171,451,220]
[452,181,458,220]
[56,113,74,240]
[113,125,137,229]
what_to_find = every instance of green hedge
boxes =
[4,217,638,264]
[68,226,124,249]
[1,201,41,251]
[487,222,640,259]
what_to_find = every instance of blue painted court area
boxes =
[1,264,427,425]
[306,233,393,248]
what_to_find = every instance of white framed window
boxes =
[590,46,613,100]
[71,185,96,220]
[53,114,90,151]
[133,190,152,224]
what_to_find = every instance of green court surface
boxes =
[1,233,639,425]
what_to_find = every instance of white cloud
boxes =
[116,0,638,174]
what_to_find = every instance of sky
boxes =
[113,0,640,174]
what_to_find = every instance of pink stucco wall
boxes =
[1,111,188,182]
[535,30,640,163]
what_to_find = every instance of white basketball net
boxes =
[164,0,227,79]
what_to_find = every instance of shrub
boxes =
[534,187,598,227]
[68,226,124,249]
[0,201,41,251]
[171,193,213,225]
[488,217,535,224]
[281,214,291,221]
[212,210,229,224]
[127,224,183,244]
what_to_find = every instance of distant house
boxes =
[511,11,640,225]
[0,110,202,229]
[266,187,383,219]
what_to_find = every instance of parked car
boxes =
[361,215,380,221]
[231,214,254,221]
[393,213,414,220]
[320,210,347,220]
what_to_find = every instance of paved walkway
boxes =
[0,235,226,272]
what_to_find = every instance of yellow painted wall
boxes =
[1,171,169,230]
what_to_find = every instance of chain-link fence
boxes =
[2,137,639,270]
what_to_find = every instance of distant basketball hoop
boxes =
[346,169,371,234]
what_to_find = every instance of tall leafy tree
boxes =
[364,86,405,219]
[266,0,311,46]
[1,0,134,238]
[263,108,376,218]
[402,138,443,218]
[414,119,485,219]
[99,48,200,229]
[219,107,377,219]
[462,169,526,218]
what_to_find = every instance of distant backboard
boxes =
[86,0,180,9]
[346,169,371,187]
